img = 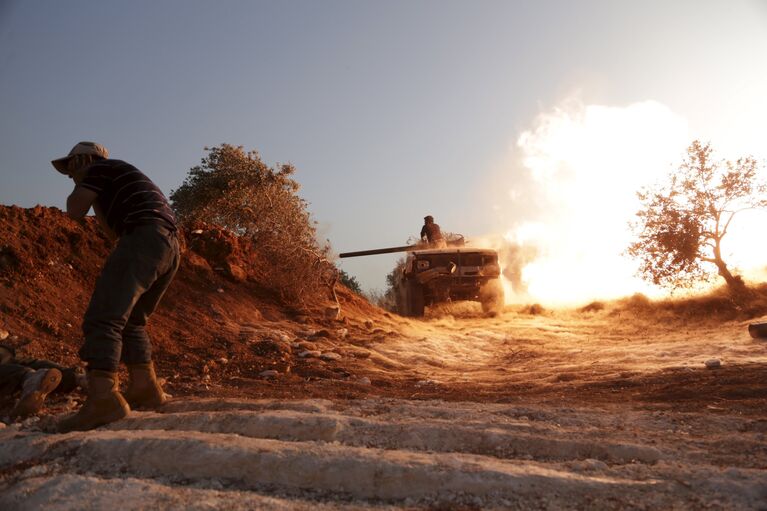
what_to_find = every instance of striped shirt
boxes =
[79,159,176,236]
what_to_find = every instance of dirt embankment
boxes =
[0,205,395,406]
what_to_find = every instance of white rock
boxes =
[336,328,349,339]
[0,329,8,341]
[259,370,279,378]
[583,458,609,470]
[192,229,204,234]
[298,350,321,358]
[218,357,229,364]
[216,288,224,293]
[21,416,40,428]
[357,377,372,385]
[320,352,342,361]
[705,358,722,369]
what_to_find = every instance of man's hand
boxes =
[66,186,97,219]
[92,202,117,241]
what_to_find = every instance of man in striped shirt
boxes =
[51,141,180,432]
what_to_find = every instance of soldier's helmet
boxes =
[424,215,434,223]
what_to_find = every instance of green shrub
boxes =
[337,268,362,294]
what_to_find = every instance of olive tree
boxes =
[628,140,766,293]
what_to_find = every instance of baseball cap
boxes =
[51,141,109,174]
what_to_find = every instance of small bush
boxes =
[578,301,605,313]
[618,293,652,311]
[364,288,396,311]
[521,303,545,315]
[337,268,362,294]
[379,257,406,313]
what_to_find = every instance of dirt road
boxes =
[1,306,766,510]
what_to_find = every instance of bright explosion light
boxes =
[501,100,692,305]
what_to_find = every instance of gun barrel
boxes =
[339,245,417,258]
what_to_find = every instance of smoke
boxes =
[498,241,538,295]
[494,99,690,305]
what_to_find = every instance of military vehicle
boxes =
[340,235,504,317]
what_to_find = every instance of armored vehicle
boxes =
[340,236,504,317]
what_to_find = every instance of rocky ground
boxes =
[1,395,765,511]
[1,306,766,510]
[1,206,766,509]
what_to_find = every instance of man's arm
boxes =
[66,186,117,241]
[66,186,97,219]
[92,202,117,241]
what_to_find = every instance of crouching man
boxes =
[51,142,180,432]
[0,343,84,419]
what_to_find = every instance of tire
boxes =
[480,279,504,314]
[395,282,407,315]
[406,280,425,317]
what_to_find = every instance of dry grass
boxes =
[601,284,767,322]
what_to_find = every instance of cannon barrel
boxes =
[339,245,418,258]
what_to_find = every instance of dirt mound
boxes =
[0,206,392,408]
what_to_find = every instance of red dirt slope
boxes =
[0,205,392,405]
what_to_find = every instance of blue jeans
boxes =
[80,224,180,372]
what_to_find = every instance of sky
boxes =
[1,0,766,300]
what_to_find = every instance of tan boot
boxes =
[124,362,167,409]
[11,368,62,419]
[57,370,129,433]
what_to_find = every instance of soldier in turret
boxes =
[420,215,446,248]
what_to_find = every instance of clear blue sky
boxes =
[1,0,766,292]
